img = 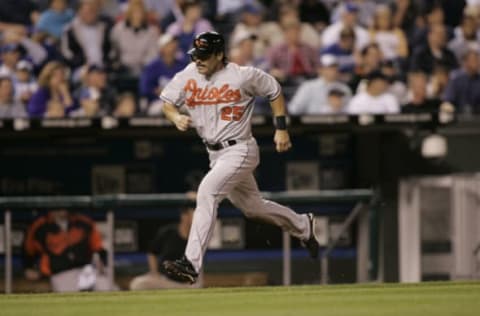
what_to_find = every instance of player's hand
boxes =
[274,130,292,153]
[173,114,192,131]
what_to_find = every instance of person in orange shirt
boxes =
[23,209,113,292]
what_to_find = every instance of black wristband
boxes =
[275,116,287,130]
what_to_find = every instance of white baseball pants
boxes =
[185,137,310,272]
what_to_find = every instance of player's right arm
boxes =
[162,102,192,131]
[160,67,193,131]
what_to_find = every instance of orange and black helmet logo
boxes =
[195,39,209,48]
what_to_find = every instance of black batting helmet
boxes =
[188,31,225,60]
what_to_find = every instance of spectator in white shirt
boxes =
[0,76,26,118]
[0,44,23,77]
[369,5,409,61]
[347,71,400,114]
[289,54,352,115]
[322,3,369,51]
[355,60,408,105]
[13,60,37,105]
[449,12,480,62]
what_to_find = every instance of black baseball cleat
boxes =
[162,256,198,284]
[302,213,319,259]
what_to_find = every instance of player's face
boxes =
[192,52,224,76]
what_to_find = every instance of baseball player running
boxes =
[161,32,319,284]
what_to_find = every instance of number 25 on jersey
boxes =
[221,106,245,121]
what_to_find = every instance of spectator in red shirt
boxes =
[267,19,318,83]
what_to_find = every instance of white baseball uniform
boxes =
[161,62,310,272]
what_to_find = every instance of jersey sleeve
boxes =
[159,71,186,107]
[243,67,282,101]
[23,216,46,269]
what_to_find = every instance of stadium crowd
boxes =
[0,0,479,118]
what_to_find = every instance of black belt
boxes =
[205,140,237,151]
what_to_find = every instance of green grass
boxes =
[1,282,480,316]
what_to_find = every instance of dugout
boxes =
[3,112,479,291]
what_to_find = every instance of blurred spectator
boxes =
[379,61,408,104]
[466,0,480,8]
[13,60,38,105]
[427,65,451,99]
[98,0,122,19]
[288,55,352,115]
[402,70,441,113]
[411,4,453,49]
[322,3,369,51]
[165,0,214,56]
[141,0,175,24]
[230,3,280,61]
[160,0,184,31]
[228,29,266,70]
[231,3,321,59]
[60,0,113,71]
[35,0,75,40]
[129,205,200,290]
[139,34,187,112]
[110,1,159,76]
[298,0,330,33]
[330,0,377,27]
[23,209,112,292]
[0,44,25,77]
[321,27,357,75]
[1,29,48,68]
[369,5,408,62]
[410,24,458,74]
[215,0,245,17]
[0,0,39,30]
[349,43,383,92]
[276,4,321,49]
[71,64,116,117]
[347,71,399,114]
[107,0,169,22]
[0,76,27,118]
[441,0,467,28]
[326,89,349,114]
[390,0,421,38]
[448,12,480,62]
[267,19,318,83]
[466,4,480,26]
[356,60,408,104]
[27,61,74,117]
[443,50,480,114]
[113,92,137,117]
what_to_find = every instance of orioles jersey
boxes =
[160,62,281,143]
[24,213,104,276]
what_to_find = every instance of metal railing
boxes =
[1,189,375,293]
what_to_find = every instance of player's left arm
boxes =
[270,94,292,153]
[244,66,292,153]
